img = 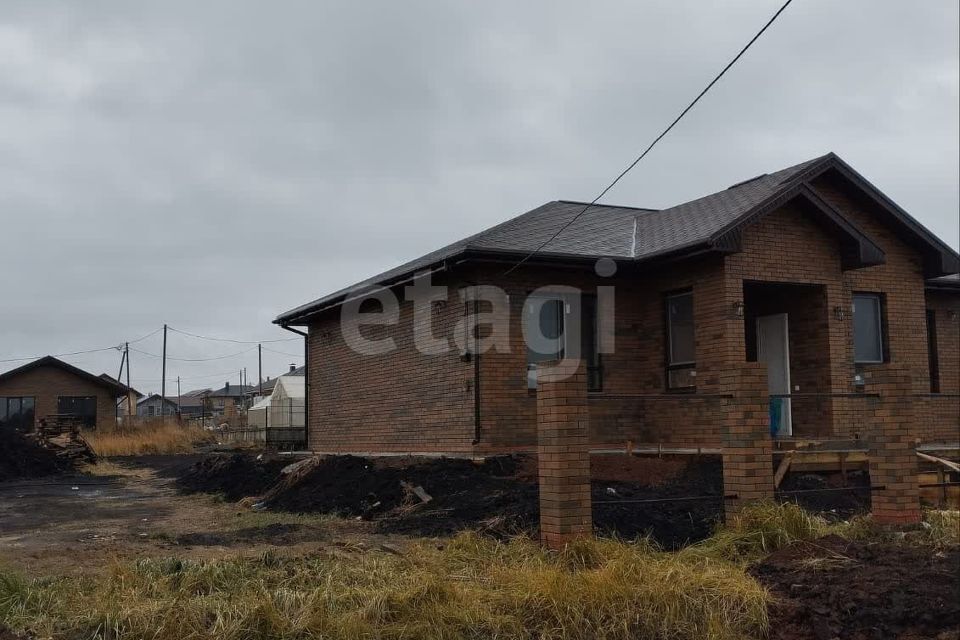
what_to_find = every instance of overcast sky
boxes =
[1,0,957,394]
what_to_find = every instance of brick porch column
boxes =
[721,362,775,517]
[869,366,921,525]
[536,359,591,549]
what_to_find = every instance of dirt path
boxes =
[0,456,391,577]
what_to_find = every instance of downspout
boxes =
[279,323,309,451]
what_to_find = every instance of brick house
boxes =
[0,356,134,430]
[276,153,959,457]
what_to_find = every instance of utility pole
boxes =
[125,342,132,417]
[177,376,181,419]
[258,343,263,396]
[161,324,168,415]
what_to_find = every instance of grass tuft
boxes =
[687,501,827,563]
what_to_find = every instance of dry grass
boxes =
[86,421,215,457]
[685,501,828,564]
[0,532,769,640]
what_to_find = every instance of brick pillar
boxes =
[536,359,591,549]
[721,362,775,517]
[869,366,921,525]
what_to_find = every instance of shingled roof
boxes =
[277,153,959,325]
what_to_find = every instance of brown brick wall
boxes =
[868,365,921,524]
[0,365,117,430]
[303,178,956,454]
[536,359,591,548]
[721,362,775,514]
[917,290,960,442]
[306,273,477,453]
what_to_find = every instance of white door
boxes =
[757,313,792,437]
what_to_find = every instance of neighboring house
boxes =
[0,356,133,430]
[203,382,255,415]
[99,374,143,417]
[137,394,179,417]
[275,153,960,456]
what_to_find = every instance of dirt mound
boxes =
[0,429,72,481]
[176,453,287,501]
[752,536,960,640]
[254,454,724,546]
[258,455,538,537]
[592,458,724,548]
[777,471,871,520]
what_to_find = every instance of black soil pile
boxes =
[0,429,70,481]
[777,471,872,520]
[262,455,538,538]
[592,458,724,548]
[176,453,287,501]
[752,534,960,640]
[257,454,725,547]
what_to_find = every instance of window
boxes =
[0,396,35,431]
[57,396,98,428]
[852,294,884,363]
[926,309,940,393]
[524,294,600,390]
[666,291,696,389]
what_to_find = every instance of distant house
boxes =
[137,394,179,417]
[176,391,207,418]
[203,382,254,416]
[0,356,134,430]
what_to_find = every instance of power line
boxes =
[504,0,796,275]
[129,345,257,362]
[127,327,164,344]
[0,345,121,364]
[167,326,299,344]
[261,345,304,358]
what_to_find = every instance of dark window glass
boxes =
[0,396,35,430]
[667,292,695,365]
[853,294,883,363]
[666,291,696,390]
[57,396,98,428]
[524,295,600,390]
[926,309,940,393]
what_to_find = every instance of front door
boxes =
[757,313,792,437]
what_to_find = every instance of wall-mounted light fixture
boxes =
[834,305,847,321]
[732,301,745,319]
[948,309,958,322]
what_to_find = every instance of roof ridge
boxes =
[556,199,658,212]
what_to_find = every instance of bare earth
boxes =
[0,455,396,577]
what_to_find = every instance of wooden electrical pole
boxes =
[161,324,168,414]
[258,344,263,396]
[125,342,132,417]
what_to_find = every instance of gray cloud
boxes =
[1,0,957,392]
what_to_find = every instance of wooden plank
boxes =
[774,451,794,488]
[917,451,960,473]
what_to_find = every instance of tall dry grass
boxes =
[85,420,215,456]
[0,532,769,640]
